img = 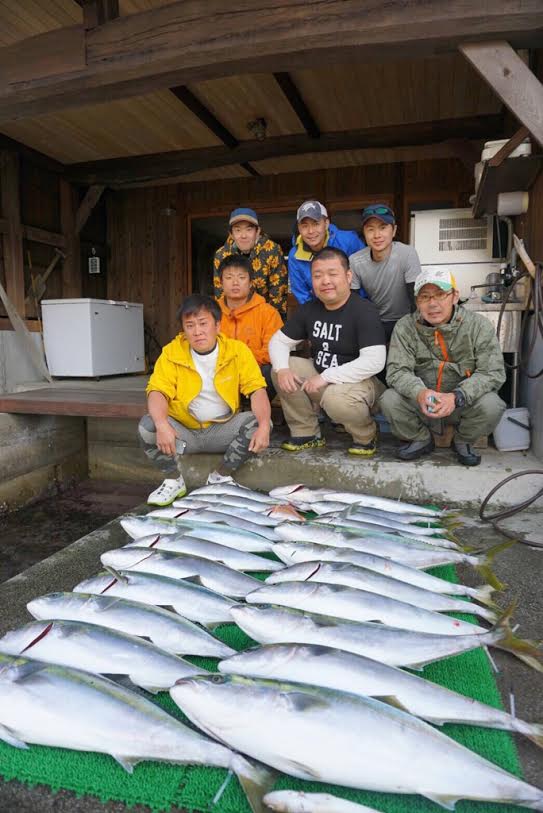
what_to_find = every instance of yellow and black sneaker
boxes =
[348,438,377,457]
[281,435,326,452]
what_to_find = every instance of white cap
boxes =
[414,268,457,296]
[296,200,328,223]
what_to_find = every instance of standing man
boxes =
[288,200,366,305]
[139,294,271,506]
[217,254,283,400]
[350,203,421,341]
[213,207,288,319]
[270,247,386,457]
[380,269,506,466]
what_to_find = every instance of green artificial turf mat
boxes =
[0,564,531,812]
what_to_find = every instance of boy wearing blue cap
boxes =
[213,207,288,319]
[349,203,422,342]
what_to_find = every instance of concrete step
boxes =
[87,417,543,510]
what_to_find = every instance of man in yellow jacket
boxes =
[139,294,271,506]
[217,254,283,400]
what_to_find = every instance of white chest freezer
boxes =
[41,298,145,377]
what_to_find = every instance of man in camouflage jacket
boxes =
[213,207,288,319]
[380,268,506,466]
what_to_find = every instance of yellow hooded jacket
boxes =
[146,333,266,430]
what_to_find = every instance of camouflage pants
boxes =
[379,389,506,443]
[138,412,258,475]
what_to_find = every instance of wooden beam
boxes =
[23,225,66,249]
[0,132,64,175]
[488,125,531,167]
[447,138,482,171]
[0,1,541,123]
[170,86,238,149]
[460,41,543,148]
[240,163,261,178]
[79,0,119,30]
[273,73,320,139]
[75,185,105,235]
[60,180,82,298]
[68,114,504,186]
[0,151,25,315]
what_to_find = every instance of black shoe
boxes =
[453,439,481,466]
[397,437,434,461]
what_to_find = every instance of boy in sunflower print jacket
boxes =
[213,207,288,319]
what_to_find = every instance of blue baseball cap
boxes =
[361,203,396,226]
[229,207,259,227]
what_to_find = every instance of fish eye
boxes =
[210,674,224,684]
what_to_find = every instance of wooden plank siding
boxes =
[107,158,473,346]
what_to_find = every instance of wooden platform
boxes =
[0,387,146,418]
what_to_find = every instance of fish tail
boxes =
[493,602,543,674]
[523,723,543,751]
[233,755,277,813]
[475,539,516,591]
[472,583,498,608]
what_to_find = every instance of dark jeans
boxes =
[261,363,277,402]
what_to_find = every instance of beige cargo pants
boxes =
[272,356,383,444]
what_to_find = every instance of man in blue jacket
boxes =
[288,200,366,304]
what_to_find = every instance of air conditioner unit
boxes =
[410,208,498,265]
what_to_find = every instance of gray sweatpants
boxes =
[138,412,258,475]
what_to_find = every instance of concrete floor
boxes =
[0,491,542,811]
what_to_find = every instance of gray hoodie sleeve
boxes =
[385,317,427,398]
[456,316,506,405]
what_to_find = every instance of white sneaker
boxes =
[147,477,187,506]
[206,471,235,485]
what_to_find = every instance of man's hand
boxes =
[416,388,456,418]
[155,421,178,456]
[248,423,270,453]
[276,368,304,394]
[416,388,440,418]
[301,374,327,395]
[430,392,456,418]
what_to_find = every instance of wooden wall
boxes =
[108,157,473,346]
[0,154,107,323]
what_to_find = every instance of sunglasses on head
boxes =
[363,205,394,217]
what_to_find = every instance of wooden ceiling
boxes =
[0,0,527,183]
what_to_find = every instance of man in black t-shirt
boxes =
[269,247,386,456]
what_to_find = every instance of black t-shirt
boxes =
[282,293,385,373]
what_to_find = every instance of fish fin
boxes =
[492,602,543,673]
[0,724,29,750]
[232,755,278,813]
[373,694,412,714]
[111,754,141,773]
[281,759,322,780]
[181,574,205,586]
[284,691,330,713]
[475,539,516,591]
[422,793,459,810]
[103,566,129,584]
[129,675,163,694]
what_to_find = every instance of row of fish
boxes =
[0,479,541,813]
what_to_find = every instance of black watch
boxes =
[453,389,466,408]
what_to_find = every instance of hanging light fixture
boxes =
[247,118,268,141]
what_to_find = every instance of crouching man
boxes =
[270,247,386,457]
[380,269,506,466]
[139,294,271,505]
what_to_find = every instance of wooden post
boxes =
[60,179,82,298]
[0,151,25,315]
[460,41,543,148]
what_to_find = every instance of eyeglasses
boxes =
[416,290,453,303]
[362,205,394,217]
